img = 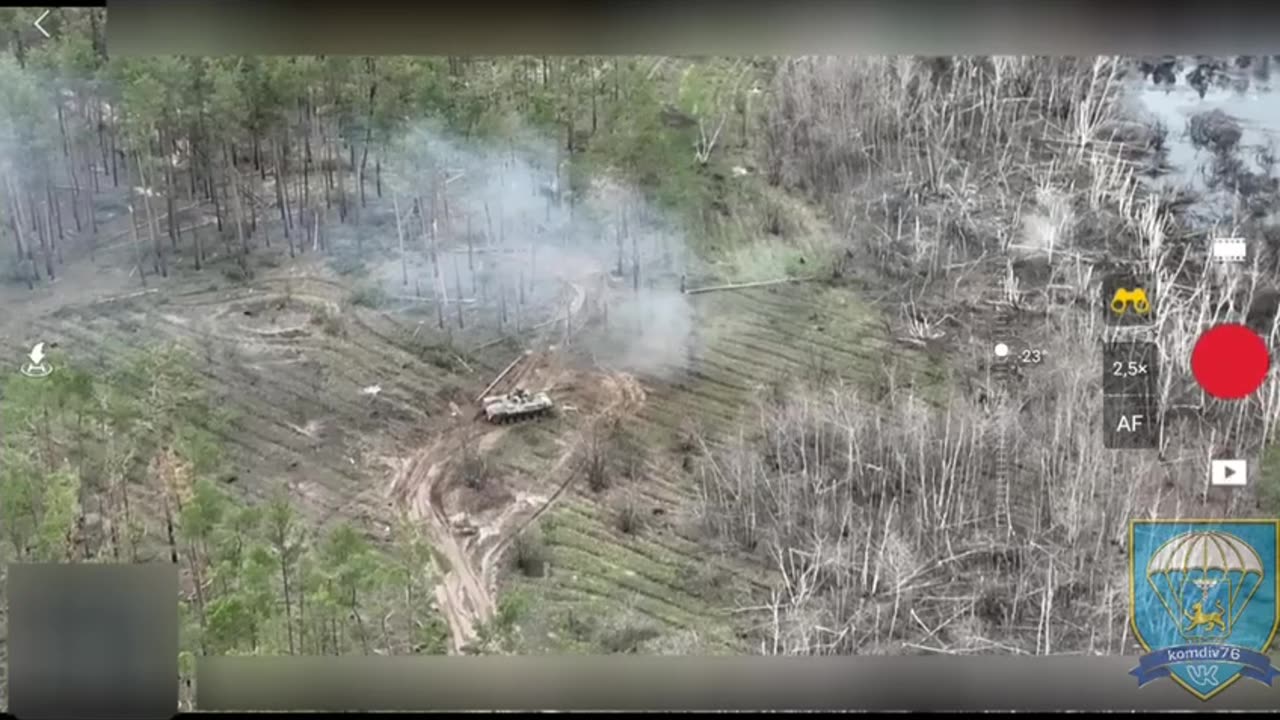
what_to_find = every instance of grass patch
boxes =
[458,445,492,491]
[613,496,647,536]
[1259,443,1280,515]
[309,307,345,337]
[720,240,815,282]
[256,252,284,270]
[676,563,738,605]
[429,546,453,575]
[220,262,252,284]
[598,619,663,654]
[348,284,390,309]
[421,345,462,372]
[512,525,550,578]
[579,420,650,493]
[330,253,369,278]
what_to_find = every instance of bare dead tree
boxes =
[453,253,465,329]
[393,193,407,286]
[694,358,1150,657]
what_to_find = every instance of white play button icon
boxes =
[1211,459,1248,487]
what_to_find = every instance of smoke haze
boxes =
[386,121,696,377]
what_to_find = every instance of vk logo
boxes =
[1186,664,1220,688]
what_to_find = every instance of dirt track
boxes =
[3,216,646,655]
[386,272,647,653]
[389,435,495,651]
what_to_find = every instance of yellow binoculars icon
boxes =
[1110,288,1151,316]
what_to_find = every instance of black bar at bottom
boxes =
[197,656,1280,711]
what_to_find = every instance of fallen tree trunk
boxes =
[447,246,529,256]
[475,350,532,403]
[683,275,818,295]
[91,287,160,305]
[392,295,477,305]
[97,205,212,250]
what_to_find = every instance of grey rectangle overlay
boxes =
[1103,341,1160,397]
[8,564,178,720]
[108,0,1280,56]
[1104,394,1160,449]
[198,655,1280,711]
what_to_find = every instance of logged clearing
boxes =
[501,280,943,652]
[1,174,936,659]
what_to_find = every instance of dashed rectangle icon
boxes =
[1212,237,1247,263]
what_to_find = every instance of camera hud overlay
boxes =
[3,3,1280,713]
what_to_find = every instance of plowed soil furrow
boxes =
[382,277,655,654]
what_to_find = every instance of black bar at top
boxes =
[106,0,1280,56]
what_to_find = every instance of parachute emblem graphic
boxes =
[1130,520,1280,701]
[1145,530,1264,642]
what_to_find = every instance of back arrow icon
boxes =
[34,10,50,39]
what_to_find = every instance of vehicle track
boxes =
[38,258,636,654]
[386,267,648,653]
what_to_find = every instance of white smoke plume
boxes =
[385,121,696,377]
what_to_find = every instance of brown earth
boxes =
[385,273,650,652]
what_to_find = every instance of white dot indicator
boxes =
[994,342,1010,358]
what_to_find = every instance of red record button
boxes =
[1191,323,1271,400]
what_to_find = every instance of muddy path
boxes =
[475,370,646,590]
[386,269,648,653]
[388,348,648,652]
[5,214,644,655]
[389,435,495,651]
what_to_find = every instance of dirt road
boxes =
[387,340,647,653]
[393,441,495,651]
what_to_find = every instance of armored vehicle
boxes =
[449,513,480,537]
[481,388,554,423]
